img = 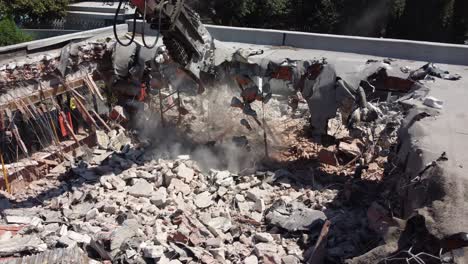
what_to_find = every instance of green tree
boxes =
[386,0,457,42]
[0,17,33,47]
[210,0,290,28]
[452,0,468,43]
[0,0,69,25]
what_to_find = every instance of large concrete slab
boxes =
[205,25,468,66]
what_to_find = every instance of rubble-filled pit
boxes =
[0,36,465,264]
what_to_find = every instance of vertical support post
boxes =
[159,88,165,127]
[0,153,11,194]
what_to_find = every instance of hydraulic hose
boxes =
[113,0,138,47]
[141,0,167,49]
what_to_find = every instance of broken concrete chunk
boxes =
[104,204,118,214]
[96,130,110,149]
[67,231,91,244]
[206,217,232,235]
[71,190,84,203]
[109,132,131,152]
[5,215,34,225]
[254,243,278,256]
[253,199,266,213]
[266,201,326,232]
[423,96,444,109]
[64,203,94,220]
[0,231,12,242]
[110,225,137,257]
[212,170,234,187]
[175,163,195,183]
[251,212,263,222]
[59,225,68,236]
[211,170,230,182]
[245,255,259,264]
[136,170,156,180]
[0,235,47,256]
[194,191,213,209]
[254,232,274,243]
[205,237,222,248]
[246,188,266,203]
[142,245,165,258]
[105,174,127,191]
[282,255,300,264]
[238,202,252,214]
[168,178,191,196]
[338,141,361,157]
[85,208,99,221]
[122,169,138,180]
[128,179,154,198]
[151,187,168,207]
[58,235,78,248]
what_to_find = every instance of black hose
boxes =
[113,0,138,47]
[141,0,164,49]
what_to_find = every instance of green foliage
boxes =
[0,17,33,47]
[386,0,457,42]
[201,0,468,43]
[0,0,69,24]
[211,0,291,28]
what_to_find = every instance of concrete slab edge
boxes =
[205,25,468,66]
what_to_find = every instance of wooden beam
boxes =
[0,78,86,112]
[85,74,105,101]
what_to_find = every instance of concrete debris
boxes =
[2,30,456,264]
[151,187,168,207]
[175,163,195,183]
[410,62,462,81]
[255,232,274,243]
[206,217,232,234]
[338,141,361,157]
[142,244,165,258]
[128,179,154,198]
[244,255,259,264]
[4,216,35,225]
[95,130,110,150]
[423,96,444,109]
[194,191,213,209]
[8,137,359,262]
[0,246,89,264]
[0,235,47,256]
[266,201,327,232]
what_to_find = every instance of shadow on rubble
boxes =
[260,156,392,262]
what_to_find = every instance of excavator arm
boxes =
[127,0,215,78]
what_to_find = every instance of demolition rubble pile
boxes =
[0,27,466,263]
[0,41,112,92]
[0,128,374,264]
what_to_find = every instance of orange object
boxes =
[139,84,147,102]
[0,153,11,194]
[59,115,68,137]
[67,112,73,131]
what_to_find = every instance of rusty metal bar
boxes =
[0,153,11,193]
